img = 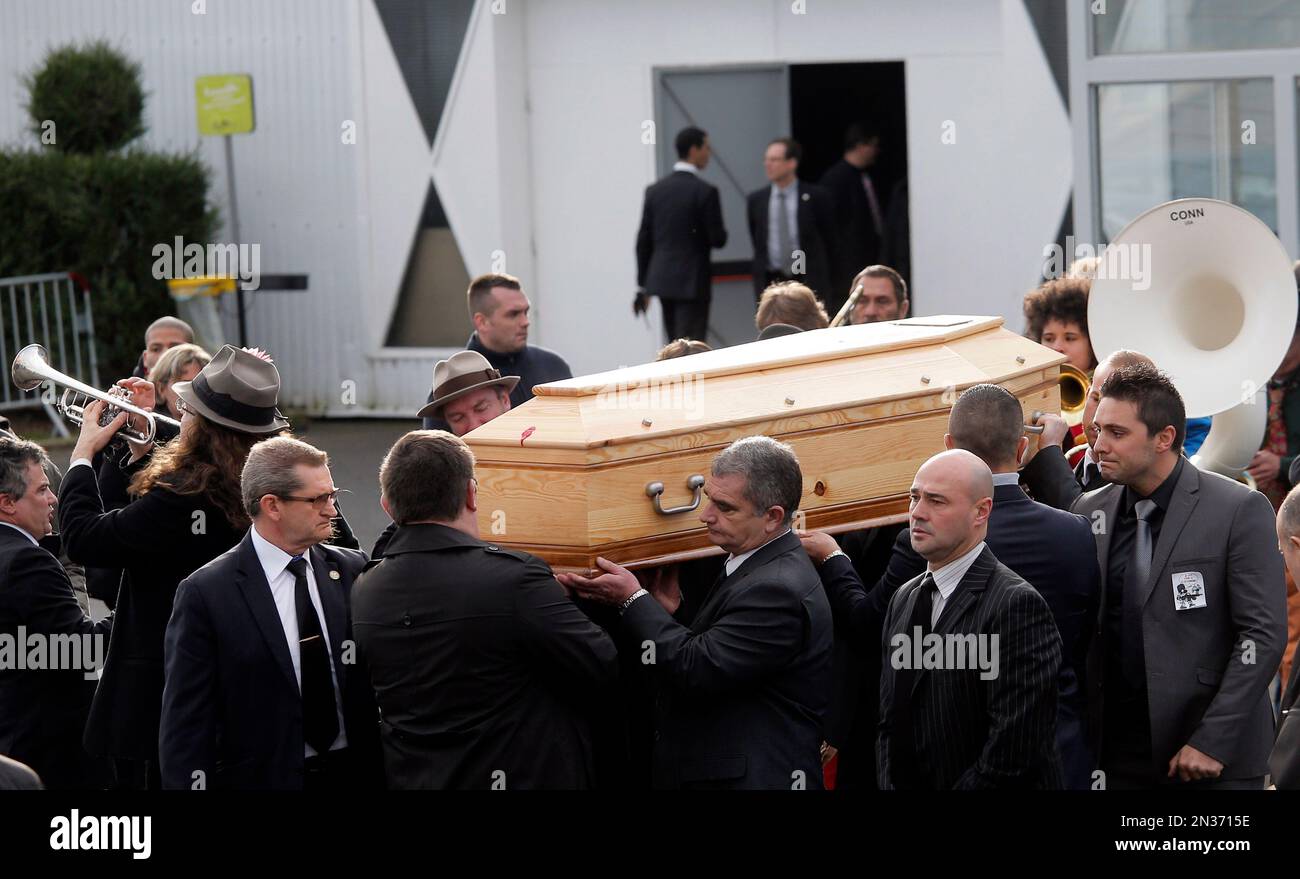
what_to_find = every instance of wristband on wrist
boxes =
[619,588,649,615]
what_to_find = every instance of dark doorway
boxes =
[789,62,910,307]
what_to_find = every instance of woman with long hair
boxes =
[59,345,289,789]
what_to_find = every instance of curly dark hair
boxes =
[1023,277,1094,361]
[129,415,277,530]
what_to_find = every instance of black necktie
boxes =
[1121,501,1157,688]
[890,573,937,789]
[287,556,339,754]
[1085,462,1101,488]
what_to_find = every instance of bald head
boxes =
[1278,485,1300,587]
[1084,349,1155,448]
[909,449,994,566]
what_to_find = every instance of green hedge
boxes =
[0,43,217,381]
[0,149,218,381]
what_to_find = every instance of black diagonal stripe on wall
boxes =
[374,0,476,149]
[373,0,476,347]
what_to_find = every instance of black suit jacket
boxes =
[351,524,619,789]
[746,182,837,302]
[0,526,113,789]
[159,533,381,789]
[619,530,833,789]
[1021,444,1108,511]
[818,159,883,307]
[59,462,245,762]
[878,546,1064,789]
[820,483,1099,787]
[636,169,726,301]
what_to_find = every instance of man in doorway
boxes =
[747,138,836,308]
[820,124,886,314]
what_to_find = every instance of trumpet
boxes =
[1059,363,1090,430]
[11,344,180,444]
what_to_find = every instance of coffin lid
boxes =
[465,315,1064,457]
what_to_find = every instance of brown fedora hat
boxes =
[172,345,290,434]
[416,350,519,419]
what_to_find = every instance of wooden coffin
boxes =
[463,316,1065,571]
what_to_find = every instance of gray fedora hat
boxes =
[416,350,519,420]
[172,345,289,434]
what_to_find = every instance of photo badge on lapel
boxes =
[1172,571,1206,611]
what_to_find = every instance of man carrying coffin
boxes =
[558,435,832,790]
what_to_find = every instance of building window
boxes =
[1092,0,1300,55]
[1096,78,1275,240]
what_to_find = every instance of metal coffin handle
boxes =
[646,474,706,516]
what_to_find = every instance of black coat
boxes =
[159,533,382,789]
[878,546,1065,789]
[819,483,1100,788]
[1021,444,1109,511]
[58,461,245,762]
[351,524,619,789]
[618,530,833,789]
[746,181,837,303]
[0,526,113,789]
[818,158,884,310]
[635,169,727,301]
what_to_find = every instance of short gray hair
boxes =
[241,436,328,518]
[0,436,52,502]
[710,435,802,524]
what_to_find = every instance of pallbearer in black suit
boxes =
[560,436,833,790]
[353,431,618,789]
[0,437,112,789]
[747,138,837,307]
[160,437,380,790]
[1024,349,1153,509]
[803,385,1099,788]
[635,126,728,343]
[877,450,1064,789]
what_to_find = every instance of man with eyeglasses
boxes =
[159,436,383,790]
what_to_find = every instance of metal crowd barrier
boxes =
[0,272,99,437]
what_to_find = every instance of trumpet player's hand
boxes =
[113,377,158,459]
[115,376,156,413]
[1247,449,1281,485]
[71,400,128,462]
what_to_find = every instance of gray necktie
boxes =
[776,191,792,273]
[1122,499,1157,686]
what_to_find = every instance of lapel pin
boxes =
[329,570,341,580]
[801,192,810,202]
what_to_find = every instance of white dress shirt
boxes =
[672,160,700,175]
[0,520,38,546]
[767,180,800,270]
[724,528,791,577]
[926,540,987,627]
[249,524,347,756]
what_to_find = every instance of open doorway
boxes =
[790,62,910,311]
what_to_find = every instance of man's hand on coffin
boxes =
[556,556,640,605]
[1022,412,1070,466]
[796,529,840,566]
[635,564,682,614]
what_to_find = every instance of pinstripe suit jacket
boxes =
[877,545,1064,789]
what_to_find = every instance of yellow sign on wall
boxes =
[195,74,255,135]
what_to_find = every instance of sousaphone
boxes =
[1088,197,1297,486]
